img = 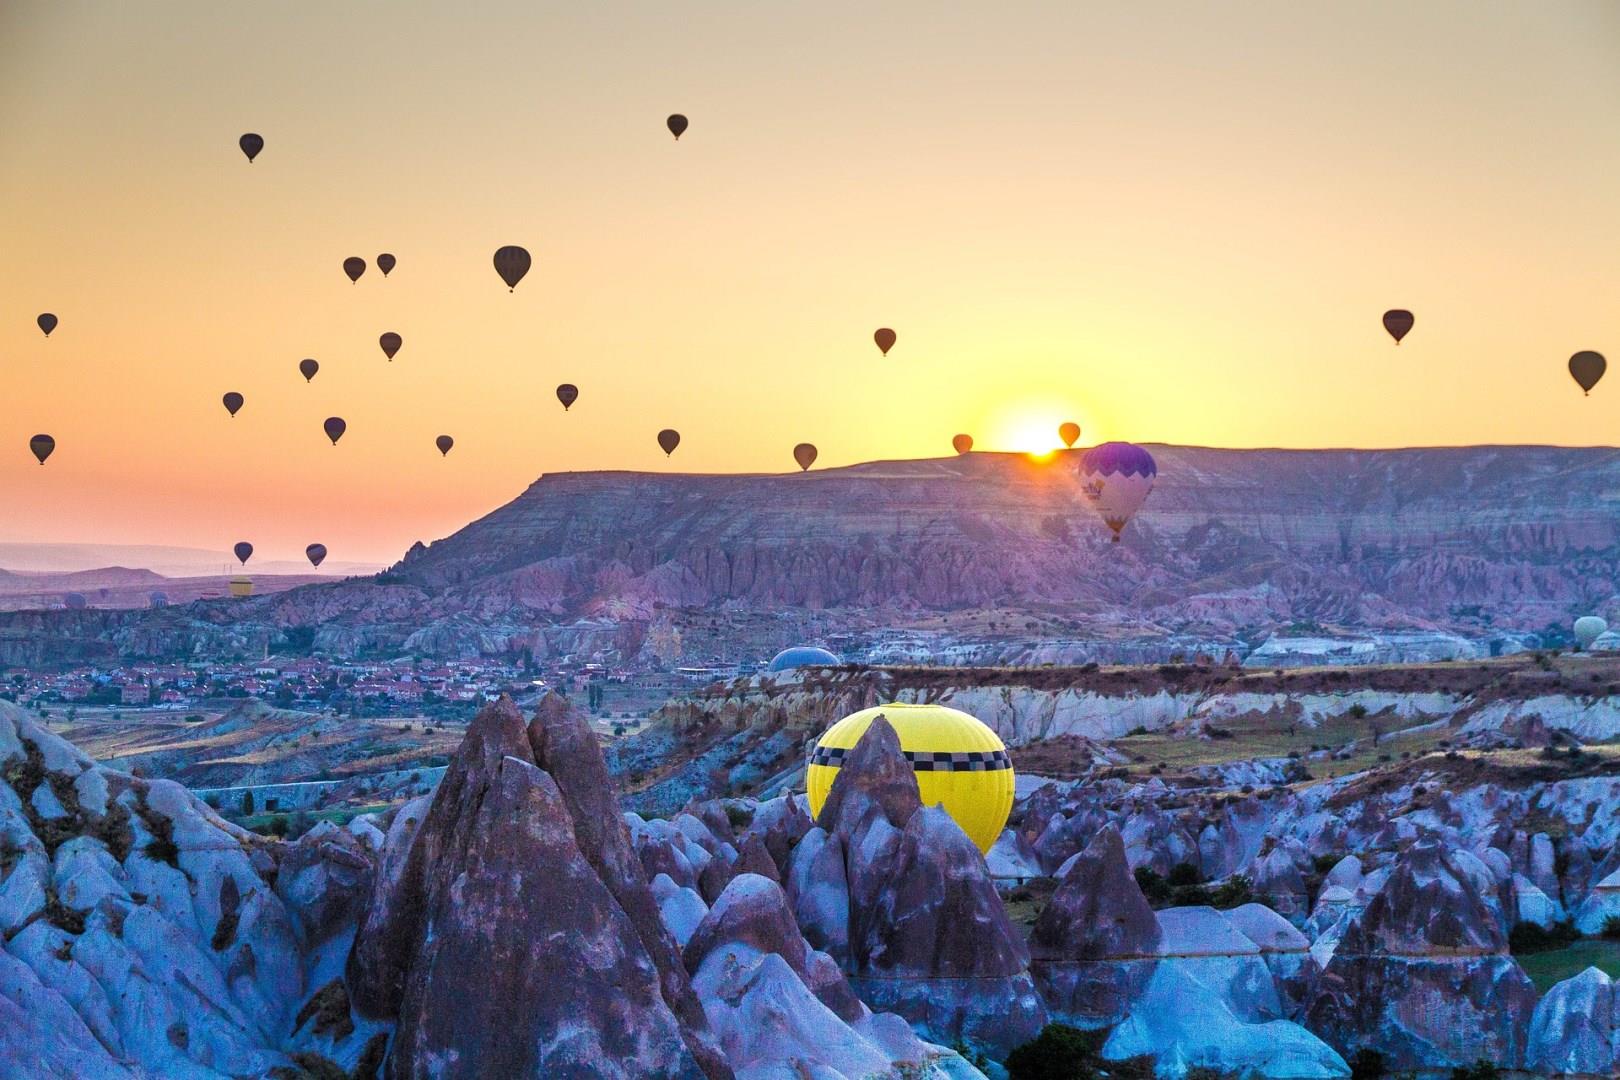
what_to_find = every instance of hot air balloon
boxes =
[377,253,396,277]
[29,435,54,465]
[324,417,346,445]
[953,434,973,455]
[229,576,254,598]
[1570,351,1606,396]
[306,543,327,568]
[239,133,263,163]
[299,358,319,382]
[806,702,1013,855]
[1058,422,1081,449]
[233,542,253,565]
[63,593,87,611]
[873,328,897,356]
[436,435,454,456]
[1078,441,1157,543]
[1383,309,1415,344]
[657,429,681,456]
[36,313,57,338]
[493,246,531,292]
[793,443,817,471]
[556,384,579,411]
[768,646,841,672]
[379,332,402,361]
[222,392,244,418]
[1575,616,1608,651]
[667,114,689,140]
[343,257,366,283]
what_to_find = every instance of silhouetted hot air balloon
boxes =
[233,542,253,565]
[343,257,366,283]
[1570,351,1606,396]
[306,543,327,568]
[29,435,54,465]
[239,133,263,163]
[493,246,531,291]
[1575,616,1608,651]
[1058,422,1081,449]
[379,332,402,361]
[953,434,973,455]
[299,358,319,382]
[36,313,57,338]
[874,328,896,356]
[667,114,689,140]
[1382,309,1414,344]
[436,435,454,456]
[377,253,396,277]
[556,384,579,411]
[793,443,817,471]
[657,429,681,456]
[222,392,244,418]
[1078,442,1157,543]
[324,417,346,445]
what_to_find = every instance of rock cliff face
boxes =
[8,445,1619,661]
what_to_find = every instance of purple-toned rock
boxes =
[1527,966,1618,1076]
[732,831,780,884]
[815,715,921,845]
[784,826,850,964]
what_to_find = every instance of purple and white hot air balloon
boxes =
[1078,442,1156,543]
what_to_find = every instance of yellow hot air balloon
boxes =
[805,702,1013,855]
[228,576,254,598]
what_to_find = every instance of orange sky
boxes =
[2,2,1617,565]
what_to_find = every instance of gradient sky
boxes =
[2,2,1617,565]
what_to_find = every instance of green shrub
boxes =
[1508,919,1580,954]
[1209,874,1253,909]
[1167,862,1204,888]
[1005,1023,1105,1080]
[1602,916,1620,941]
[1133,867,1172,904]
[1348,1047,1386,1079]
[1449,1060,1501,1080]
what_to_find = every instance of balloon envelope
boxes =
[436,435,454,456]
[222,392,244,417]
[379,332,402,360]
[493,245,531,291]
[1575,616,1608,650]
[299,358,319,382]
[343,257,366,283]
[36,313,57,337]
[657,429,681,456]
[233,542,253,565]
[873,328,896,355]
[793,443,818,471]
[806,702,1013,854]
[667,114,689,139]
[1383,309,1414,344]
[1078,442,1157,542]
[556,384,579,411]
[324,417,346,445]
[1570,351,1606,395]
[29,435,54,465]
[953,434,973,455]
[377,253,396,276]
[306,544,327,568]
[239,133,263,162]
[1058,422,1081,449]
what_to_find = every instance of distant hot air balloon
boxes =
[493,246,531,292]
[1575,616,1608,651]
[953,434,973,455]
[1078,441,1157,543]
[306,543,327,568]
[436,435,454,456]
[1382,309,1415,344]
[343,257,366,283]
[874,328,897,356]
[239,133,263,163]
[233,542,253,565]
[29,434,54,465]
[1058,422,1081,449]
[556,384,579,411]
[667,114,689,140]
[379,332,402,361]
[36,313,57,338]
[377,253,396,277]
[793,443,817,471]
[324,417,346,445]
[299,358,319,382]
[1570,351,1606,396]
[657,429,681,456]
[63,593,87,611]
[222,392,244,418]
